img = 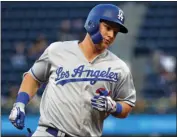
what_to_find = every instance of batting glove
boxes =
[9,102,25,130]
[91,95,117,113]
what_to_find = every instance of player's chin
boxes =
[96,44,108,51]
[102,43,110,49]
[95,42,110,51]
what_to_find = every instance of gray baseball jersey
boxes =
[26,40,136,136]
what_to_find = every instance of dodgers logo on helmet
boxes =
[117,9,124,22]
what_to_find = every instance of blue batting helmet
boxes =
[84,4,128,44]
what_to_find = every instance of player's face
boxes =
[97,20,120,50]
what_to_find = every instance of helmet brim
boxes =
[119,24,128,33]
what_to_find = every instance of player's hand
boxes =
[9,102,26,130]
[91,95,117,113]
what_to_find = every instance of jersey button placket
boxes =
[81,64,92,130]
[80,68,87,130]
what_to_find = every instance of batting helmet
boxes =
[84,4,128,44]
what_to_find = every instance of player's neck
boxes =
[79,34,104,62]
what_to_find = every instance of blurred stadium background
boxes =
[1,1,176,137]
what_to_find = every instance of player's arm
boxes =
[111,69,136,118]
[9,44,51,130]
[8,73,41,130]
[111,101,132,118]
[18,73,40,100]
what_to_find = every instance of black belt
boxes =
[46,127,71,137]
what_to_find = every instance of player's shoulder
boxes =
[108,50,130,73]
[47,40,78,52]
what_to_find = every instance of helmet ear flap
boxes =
[87,20,98,34]
[84,19,103,44]
[90,30,103,44]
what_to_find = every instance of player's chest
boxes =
[50,61,121,88]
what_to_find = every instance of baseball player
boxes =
[9,4,136,137]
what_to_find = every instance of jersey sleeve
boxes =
[114,68,136,107]
[25,46,51,83]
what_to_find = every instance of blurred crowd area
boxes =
[1,1,177,115]
[133,50,176,114]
